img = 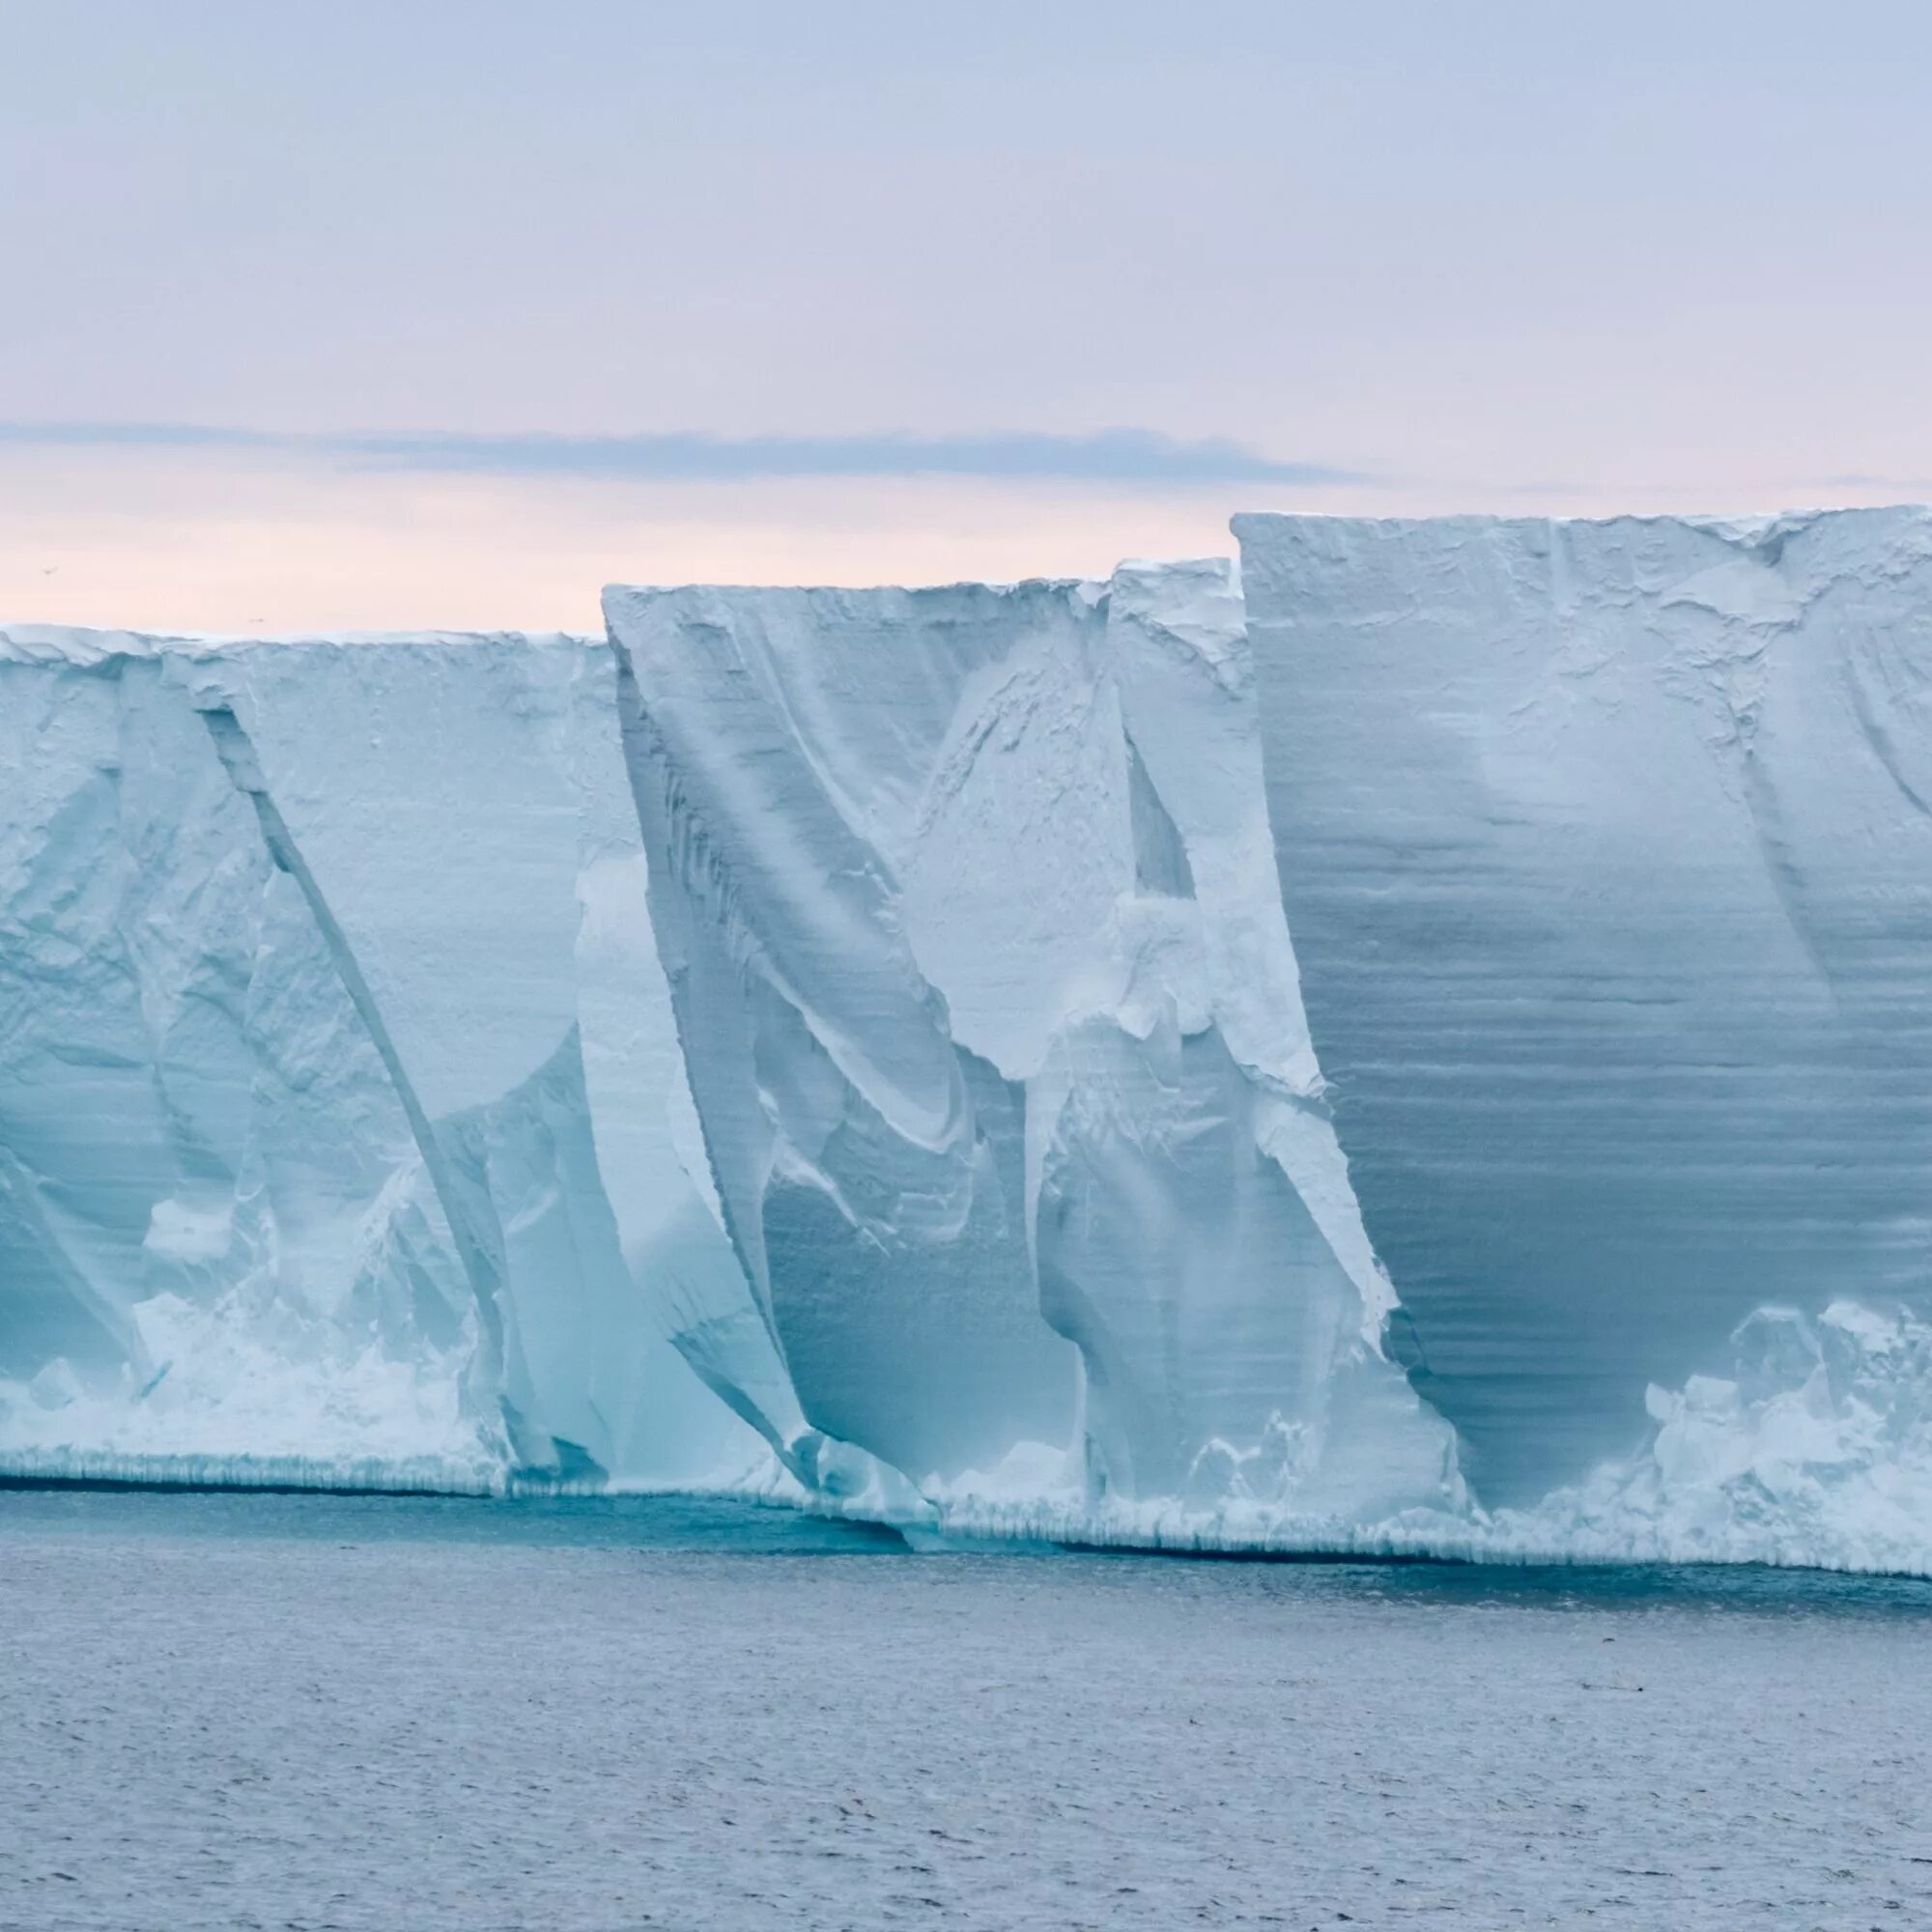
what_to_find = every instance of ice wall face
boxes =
[608,564,1456,1520]
[0,626,760,1490]
[1039,563,1456,1521]
[607,582,1088,1489]
[14,516,1927,1571]
[1235,508,1932,1510]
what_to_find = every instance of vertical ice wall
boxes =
[607,582,1088,1491]
[0,626,761,1490]
[1236,508,1932,1510]
[608,564,1457,1524]
[12,520,1928,1567]
[1037,562,1455,1521]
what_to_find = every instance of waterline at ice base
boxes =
[6,507,1932,1575]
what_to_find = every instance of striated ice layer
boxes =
[0,625,764,1492]
[607,562,1458,1523]
[1235,507,1932,1520]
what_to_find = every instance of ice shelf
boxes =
[6,509,1932,1575]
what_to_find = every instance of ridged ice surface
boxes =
[1236,507,1932,1511]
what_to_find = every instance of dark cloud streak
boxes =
[0,421,1362,487]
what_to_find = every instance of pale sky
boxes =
[3,0,1929,632]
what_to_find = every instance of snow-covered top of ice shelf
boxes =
[0,624,589,665]
[1235,504,1932,616]
[1236,504,1929,532]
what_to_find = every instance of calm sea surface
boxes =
[3,1489,1928,1930]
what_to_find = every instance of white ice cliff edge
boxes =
[9,513,1932,1572]
[1236,507,1932,1553]
[606,562,1459,1528]
[0,625,763,1490]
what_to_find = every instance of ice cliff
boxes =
[1236,506,1932,1565]
[0,625,762,1491]
[606,561,1454,1527]
[7,508,1932,1574]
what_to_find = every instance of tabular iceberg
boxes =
[7,510,1932,1574]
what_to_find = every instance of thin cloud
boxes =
[1804,473,1932,494]
[0,420,1362,487]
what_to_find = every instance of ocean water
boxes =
[3,1492,1928,1931]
